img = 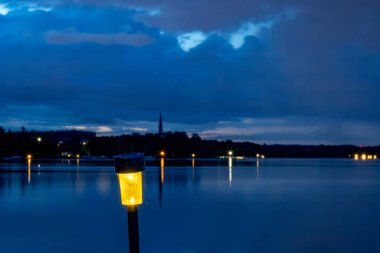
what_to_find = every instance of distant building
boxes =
[158,112,163,136]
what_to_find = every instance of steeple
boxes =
[158,112,163,136]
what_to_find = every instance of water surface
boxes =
[0,159,379,253]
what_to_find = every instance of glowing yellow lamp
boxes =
[361,154,367,160]
[228,151,233,156]
[354,154,359,160]
[27,154,32,160]
[159,151,166,157]
[256,154,260,158]
[374,155,377,160]
[76,154,80,158]
[368,155,373,160]
[118,172,143,206]
[191,153,196,158]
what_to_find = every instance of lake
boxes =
[1,158,380,253]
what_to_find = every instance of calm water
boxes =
[1,159,380,253]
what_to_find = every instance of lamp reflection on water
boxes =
[228,157,232,186]
[160,157,165,184]
[115,153,145,253]
[27,155,32,184]
[192,158,195,181]
[159,157,165,207]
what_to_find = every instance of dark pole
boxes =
[127,205,140,253]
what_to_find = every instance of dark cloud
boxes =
[45,30,152,46]
[0,0,379,144]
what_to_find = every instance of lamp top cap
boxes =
[114,152,145,173]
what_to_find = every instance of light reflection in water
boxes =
[159,157,164,207]
[1,160,380,253]
[75,165,83,193]
[27,158,31,184]
[228,157,232,186]
[160,158,165,183]
[96,173,111,194]
[256,157,260,181]
[192,158,195,181]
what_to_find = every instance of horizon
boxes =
[1,126,378,147]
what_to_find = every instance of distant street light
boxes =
[37,137,42,143]
[228,150,233,156]
[159,150,166,157]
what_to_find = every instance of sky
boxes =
[0,0,379,145]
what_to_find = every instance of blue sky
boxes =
[0,0,379,144]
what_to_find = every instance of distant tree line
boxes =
[0,127,378,159]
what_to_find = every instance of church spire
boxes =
[158,112,163,136]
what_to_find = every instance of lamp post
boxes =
[115,153,145,253]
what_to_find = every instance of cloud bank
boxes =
[0,0,379,144]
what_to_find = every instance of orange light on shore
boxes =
[159,150,166,157]
[354,154,359,160]
[117,172,143,206]
[374,155,378,160]
[27,154,32,160]
[361,154,367,160]
[191,153,196,158]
